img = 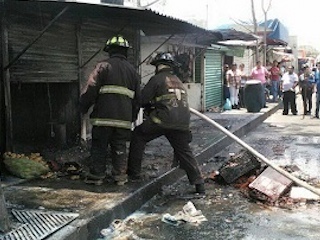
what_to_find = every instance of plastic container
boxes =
[244,80,263,113]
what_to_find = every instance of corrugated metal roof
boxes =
[16,0,222,40]
[214,28,259,41]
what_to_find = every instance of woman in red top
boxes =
[270,60,281,102]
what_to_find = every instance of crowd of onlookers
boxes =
[222,60,320,118]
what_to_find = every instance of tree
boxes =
[251,0,272,65]
[251,0,259,63]
[261,0,272,66]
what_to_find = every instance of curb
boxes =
[48,104,281,240]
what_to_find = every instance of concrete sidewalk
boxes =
[1,103,280,240]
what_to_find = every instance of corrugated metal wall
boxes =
[80,19,137,88]
[204,49,222,110]
[6,8,81,150]
[8,11,78,83]
[5,6,139,150]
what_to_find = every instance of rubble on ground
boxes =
[205,149,320,208]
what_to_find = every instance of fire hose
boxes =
[189,107,320,197]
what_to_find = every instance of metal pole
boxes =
[189,107,320,196]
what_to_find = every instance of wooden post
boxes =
[0,1,12,232]
[76,21,86,142]
[1,0,13,152]
[0,0,5,153]
[0,181,11,233]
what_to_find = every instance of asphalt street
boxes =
[105,93,320,240]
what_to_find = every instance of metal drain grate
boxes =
[0,209,79,240]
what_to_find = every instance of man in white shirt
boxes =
[280,65,299,115]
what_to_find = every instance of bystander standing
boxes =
[238,63,247,108]
[314,62,320,118]
[250,61,269,108]
[299,65,315,115]
[226,63,241,109]
[269,60,281,102]
[281,65,298,115]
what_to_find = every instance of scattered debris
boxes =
[207,148,320,208]
[218,150,261,184]
[161,213,181,226]
[206,170,220,182]
[290,187,320,200]
[161,201,207,227]
[249,166,293,202]
[208,106,222,113]
[224,125,232,130]
[272,145,286,155]
[268,123,286,128]
[63,162,83,179]
[99,219,134,240]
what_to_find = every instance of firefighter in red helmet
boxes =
[127,52,205,194]
[80,35,141,186]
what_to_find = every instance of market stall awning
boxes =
[211,24,260,47]
[259,18,289,45]
[272,50,294,62]
[212,25,259,41]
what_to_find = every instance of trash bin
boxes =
[244,80,263,113]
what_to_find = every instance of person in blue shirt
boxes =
[314,62,320,118]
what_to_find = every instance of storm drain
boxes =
[0,209,79,240]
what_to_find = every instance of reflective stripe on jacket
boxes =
[90,118,132,129]
[141,68,190,130]
[79,54,141,129]
[99,85,135,99]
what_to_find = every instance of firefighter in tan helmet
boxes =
[80,35,141,186]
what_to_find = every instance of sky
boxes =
[77,0,320,50]
[147,0,320,50]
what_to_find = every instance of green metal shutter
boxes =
[204,50,222,110]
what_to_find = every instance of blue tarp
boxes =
[259,18,289,45]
